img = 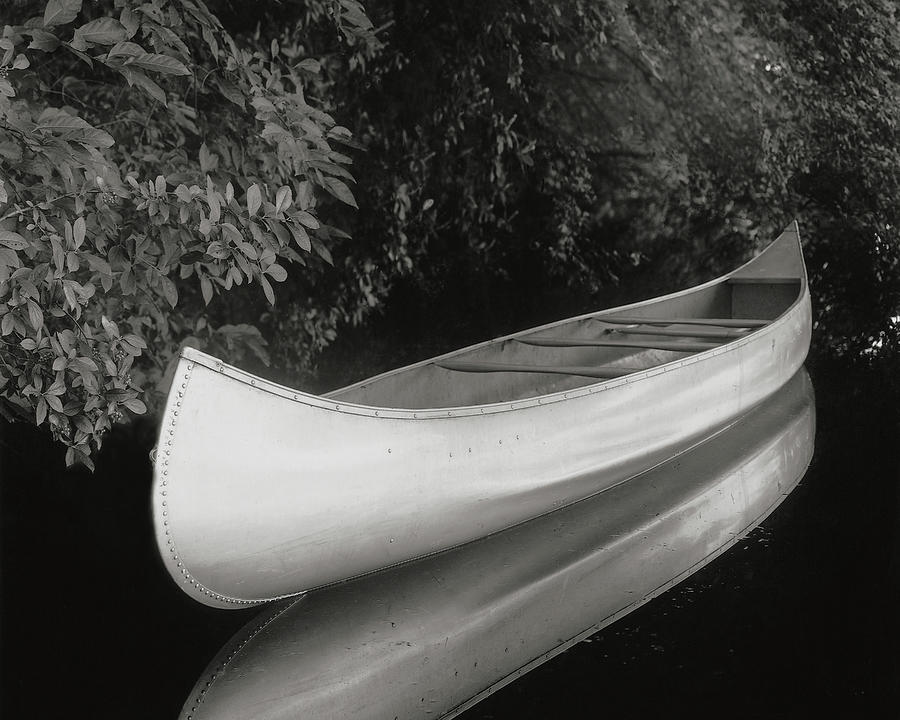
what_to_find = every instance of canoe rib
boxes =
[435,360,640,379]
[517,336,720,352]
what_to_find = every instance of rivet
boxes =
[181,383,186,388]
[448,411,453,416]
[387,448,391,453]
[178,392,183,398]
[163,510,168,516]
[164,519,168,525]
[250,379,256,386]
[375,411,379,416]
[413,413,418,418]
[176,401,181,407]
[163,470,168,476]
[389,538,394,543]
[167,538,173,544]
[177,562,182,567]
[293,395,297,400]
[335,405,341,411]
[468,448,472,453]
[166,440,172,446]
[174,410,178,416]
[499,439,502,444]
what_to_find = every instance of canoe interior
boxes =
[327,231,804,410]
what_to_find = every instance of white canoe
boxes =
[153,222,811,607]
[178,368,815,720]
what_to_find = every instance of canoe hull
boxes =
[153,226,811,607]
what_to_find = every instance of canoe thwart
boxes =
[435,360,640,379]
[595,316,768,328]
[517,336,720,352]
[609,326,753,340]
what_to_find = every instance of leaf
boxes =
[265,263,287,282]
[216,78,245,108]
[35,109,114,149]
[127,52,191,76]
[44,0,82,28]
[220,223,243,244]
[26,29,61,52]
[199,143,218,173]
[122,333,147,349]
[0,248,22,269]
[85,254,111,275]
[246,184,262,216]
[101,315,119,338]
[275,185,292,215]
[26,300,43,330]
[123,398,147,414]
[160,276,178,307]
[238,242,258,260]
[296,210,320,229]
[324,177,358,208]
[200,275,213,305]
[117,66,166,104]
[73,216,85,248]
[71,356,97,373]
[36,397,48,426]
[297,58,321,73]
[46,395,64,413]
[120,8,139,38]
[0,230,28,250]
[74,18,126,46]
[174,184,192,203]
[260,273,275,305]
[289,223,311,252]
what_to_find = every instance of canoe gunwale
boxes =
[178,228,808,420]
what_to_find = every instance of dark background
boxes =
[2,342,898,719]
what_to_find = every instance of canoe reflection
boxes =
[181,369,815,720]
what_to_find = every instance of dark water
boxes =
[1,357,898,718]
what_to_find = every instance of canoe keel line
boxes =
[152,222,811,607]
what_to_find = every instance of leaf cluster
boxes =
[0,0,369,466]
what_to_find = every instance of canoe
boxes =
[152,222,811,608]
[178,369,815,720]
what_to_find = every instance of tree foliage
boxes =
[293,0,900,372]
[4,0,900,467]
[0,0,376,466]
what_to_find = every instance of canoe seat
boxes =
[435,360,640,380]
[596,316,768,328]
[517,336,719,352]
